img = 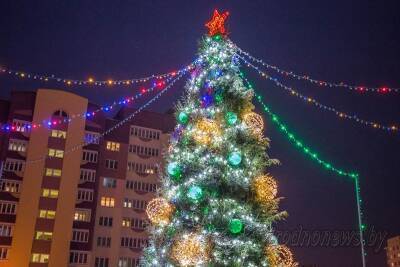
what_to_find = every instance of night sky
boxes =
[1,1,400,266]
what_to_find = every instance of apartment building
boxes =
[0,89,174,267]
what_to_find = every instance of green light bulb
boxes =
[229,218,243,234]
[177,112,189,125]
[167,162,182,181]
[225,111,238,125]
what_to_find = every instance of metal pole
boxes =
[355,177,366,267]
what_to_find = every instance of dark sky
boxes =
[1,1,399,266]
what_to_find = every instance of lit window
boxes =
[39,209,56,219]
[41,188,59,198]
[100,197,115,207]
[48,148,64,158]
[123,198,132,208]
[74,209,91,222]
[35,231,52,241]
[31,253,49,263]
[122,218,131,227]
[51,129,66,139]
[45,168,62,177]
[106,141,120,151]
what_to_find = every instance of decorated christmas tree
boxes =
[142,10,297,266]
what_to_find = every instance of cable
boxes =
[233,41,399,94]
[240,56,399,133]
[0,62,194,86]
[25,71,187,164]
[1,64,194,132]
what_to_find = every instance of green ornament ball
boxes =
[228,151,242,166]
[225,111,238,125]
[177,111,189,125]
[167,162,182,181]
[229,218,243,234]
[187,185,203,202]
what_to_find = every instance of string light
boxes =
[0,64,194,133]
[241,76,366,266]
[256,93,358,178]
[240,56,399,133]
[233,42,400,93]
[24,71,187,165]
[0,62,193,86]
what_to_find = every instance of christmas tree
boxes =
[142,10,296,266]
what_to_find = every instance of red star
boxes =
[205,10,230,36]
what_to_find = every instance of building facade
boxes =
[0,89,174,267]
[387,236,400,267]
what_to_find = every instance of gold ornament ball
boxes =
[146,198,174,225]
[252,175,278,204]
[243,112,264,136]
[193,118,221,145]
[170,233,211,266]
[265,244,296,267]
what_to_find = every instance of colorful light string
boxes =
[239,56,399,133]
[233,41,399,94]
[0,62,194,86]
[26,70,188,164]
[0,64,194,132]
[241,75,366,266]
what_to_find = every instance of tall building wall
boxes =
[0,89,174,267]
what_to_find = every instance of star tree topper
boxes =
[205,9,230,37]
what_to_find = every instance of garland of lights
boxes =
[142,11,296,266]
[240,56,399,133]
[25,72,187,164]
[233,42,399,93]
[0,62,193,86]
[241,76,366,267]
[0,64,194,133]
